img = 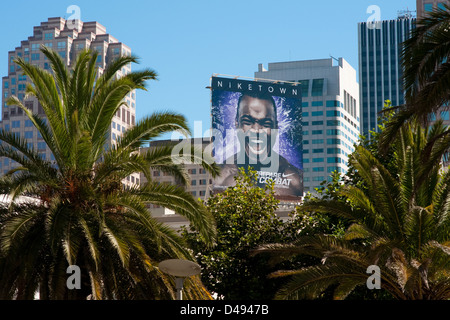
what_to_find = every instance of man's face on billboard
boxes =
[236,95,277,161]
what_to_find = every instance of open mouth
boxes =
[248,138,267,155]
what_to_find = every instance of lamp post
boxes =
[159,259,201,300]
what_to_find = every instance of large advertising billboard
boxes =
[211,76,303,199]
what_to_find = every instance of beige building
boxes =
[1,17,137,186]
[139,138,214,211]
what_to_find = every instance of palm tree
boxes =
[379,4,450,154]
[258,120,450,300]
[0,46,219,299]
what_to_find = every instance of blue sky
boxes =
[0,0,416,138]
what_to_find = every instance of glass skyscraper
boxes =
[358,13,415,138]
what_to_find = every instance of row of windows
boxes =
[187,168,208,175]
[303,138,346,145]
[303,157,346,164]
[153,169,209,177]
[297,79,325,97]
[191,190,207,197]
[303,148,343,154]
[191,179,211,186]
[302,100,342,108]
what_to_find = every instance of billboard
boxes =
[211,76,303,199]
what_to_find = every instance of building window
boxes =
[424,3,433,12]
[326,100,340,107]
[37,142,46,150]
[327,157,342,164]
[327,138,341,145]
[327,120,340,126]
[12,121,20,128]
[327,129,341,135]
[24,131,33,139]
[311,79,324,96]
[31,53,40,61]
[327,166,338,173]
[300,80,309,97]
[327,148,341,154]
[44,33,53,40]
[327,110,341,117]
[311,111,323,117]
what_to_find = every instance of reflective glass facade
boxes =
[358,17,415,138]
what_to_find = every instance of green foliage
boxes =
[259,116,450,300]
[182,168,304,300]
[378,4,450,154]
[0,47,219,300]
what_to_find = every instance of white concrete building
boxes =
[255,57,360,193]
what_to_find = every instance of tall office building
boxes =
[358,12,415,138]
[255,58,360,193]
[1,17,136,185]
[417,0,449,18]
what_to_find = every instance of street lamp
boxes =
[159,259,201,300]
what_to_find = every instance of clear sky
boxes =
[0,0,416,138]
